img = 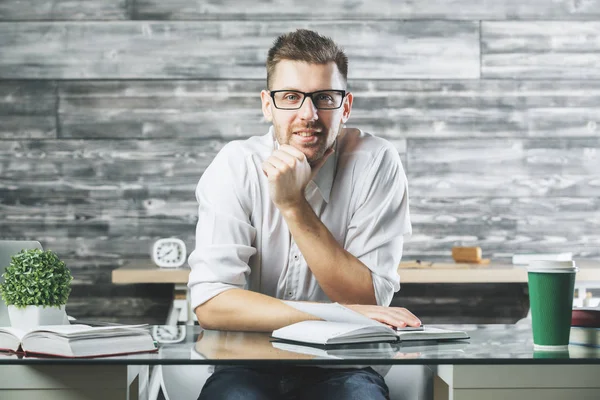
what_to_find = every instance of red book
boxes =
[571,308,600,328]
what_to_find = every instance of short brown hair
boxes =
[266,29,348,90]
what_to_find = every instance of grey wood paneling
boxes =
[0,138,212,270]
[0,214,196,247]
[0,81,57,139]
[0,139,224,196]
[407,197,600,259]
[482,21,600,79]
[59,80,266,139]
[133,0,600,20]
[351,80,600,138]
[57,79,600,140]
[0,0,128,20]
[407,138,600,197]
[0,196,197,220]
[0,21,479,79]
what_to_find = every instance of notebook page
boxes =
[283,302,382,326]
[283,302,422,331]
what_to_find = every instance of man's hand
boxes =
[261,144,333,211]
[346,304,422,328]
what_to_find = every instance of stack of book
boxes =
[570,307,600,348]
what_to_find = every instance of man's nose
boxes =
[299,96,318,121]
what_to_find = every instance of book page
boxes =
[0,327,27,341]
[282,302,422,331]
[22,324,149,340]
[0,327,27,352]
[283,302,382,326]
[273,321,388,345]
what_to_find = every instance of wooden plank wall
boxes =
[1,1,599,324]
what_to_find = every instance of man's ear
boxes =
[260,90,273,122]
[341,92,353,124]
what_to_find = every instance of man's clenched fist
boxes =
[262,144,333,211]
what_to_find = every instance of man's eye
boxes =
[317,94,334,102]
[283,94,300,101]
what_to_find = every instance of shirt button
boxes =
[294,255,298,260]
[288,291,292,296]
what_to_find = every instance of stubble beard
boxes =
[274,122,341,166]
[275,123,323,165]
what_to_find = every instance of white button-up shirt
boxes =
[188,127,411,311]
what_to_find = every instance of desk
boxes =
[0,361,148,400]
[1,325,598,400]
[112,259,600,324]
[112,259,600,284]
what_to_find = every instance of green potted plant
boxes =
[0,248,72,330]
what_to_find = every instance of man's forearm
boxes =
[194,288,321,332]
[281,199,377,305]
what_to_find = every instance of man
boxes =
[188,29,419,400]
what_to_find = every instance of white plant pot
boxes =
[7,305,69,330]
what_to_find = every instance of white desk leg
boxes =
[164,284,194,326]
[165,298,180,326]
[149,284,193,400]
[129,365,150,400]
[148,365,163,400]
[181,283,197,325]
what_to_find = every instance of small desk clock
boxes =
[152,238,187,268]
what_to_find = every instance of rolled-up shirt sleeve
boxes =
[344,144,412,306]
[187,142,257,311]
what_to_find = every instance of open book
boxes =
[273,302,469,347]
[272,320,469,347]
[0,324,157,358]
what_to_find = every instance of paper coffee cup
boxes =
[527,260,577,351]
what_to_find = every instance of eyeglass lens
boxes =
[273,91,343,109]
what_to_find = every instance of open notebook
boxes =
[272,320,469,347]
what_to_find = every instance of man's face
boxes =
[261,60,353,165]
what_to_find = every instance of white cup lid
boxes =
[528,260,576,269]
[527,268,578,273]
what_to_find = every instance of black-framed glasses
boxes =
[270,89,346,110]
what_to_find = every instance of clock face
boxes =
[152,238,186,268]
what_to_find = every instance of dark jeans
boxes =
[198,365,390,400]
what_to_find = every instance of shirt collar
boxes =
[269,126,336,203]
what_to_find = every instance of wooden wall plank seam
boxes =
[482,21,600,79]
[0,0,129,21]
[131,1,600,21]
[0,21,479,79]
[0,80,58,139]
